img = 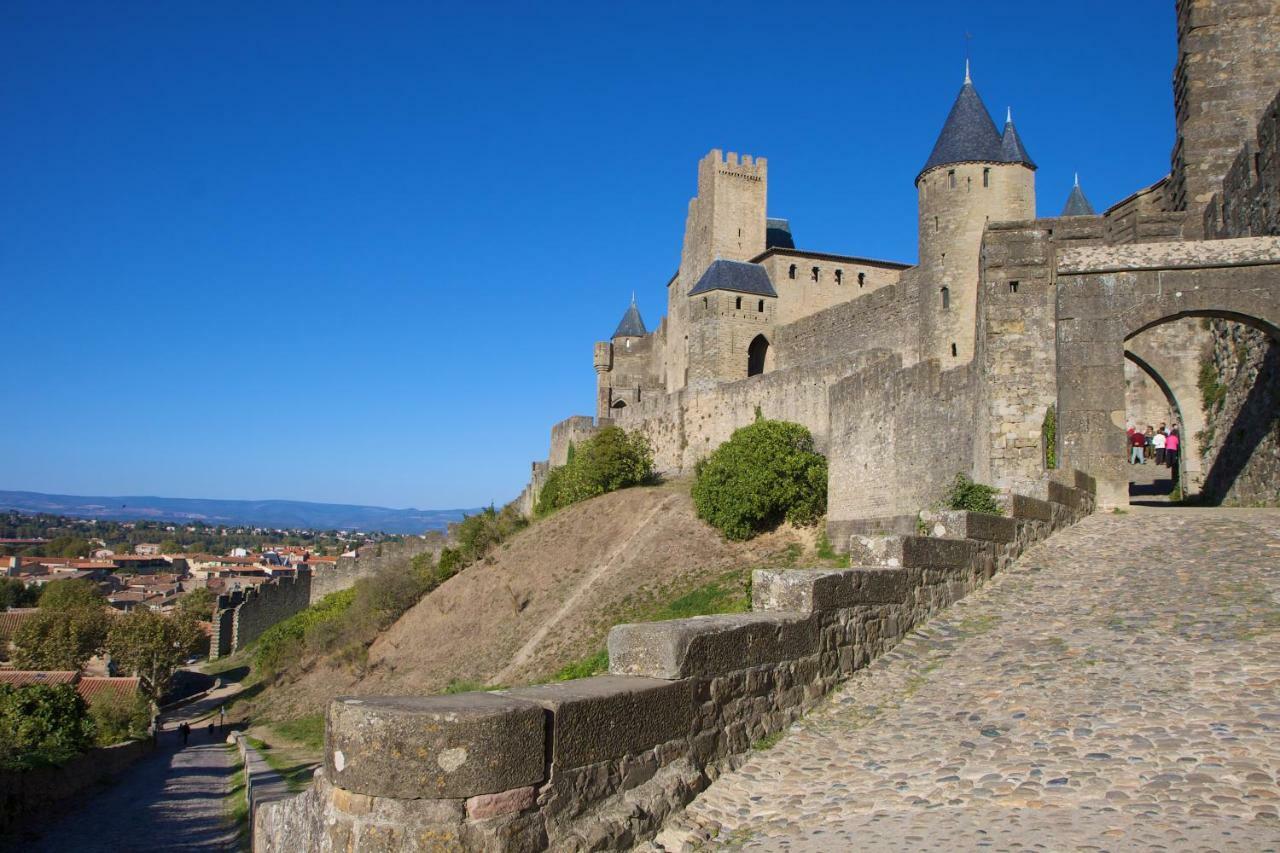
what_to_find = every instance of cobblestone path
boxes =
[668,509,1280,852]
[18,733,238,852]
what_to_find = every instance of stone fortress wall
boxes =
[256,476,1095,851]
[210,535,451,659]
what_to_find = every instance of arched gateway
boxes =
[1054,236,1280,507]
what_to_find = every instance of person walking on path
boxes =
[1144,426,1155,464]
[1153,427,1167,465]
[179,722,190,746]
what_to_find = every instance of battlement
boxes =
[699,148,767,180]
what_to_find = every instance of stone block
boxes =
[465,785,537,820]
[325,694,545,800]
[608,612,818,680]
[928,510,1017,542]
[1009,493,1052,521]
[751,567,914,612]
[500,675,693,769]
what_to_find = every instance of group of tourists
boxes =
[1128,422,1181,475]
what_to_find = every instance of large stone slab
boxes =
[501,675,693,768]
[325,693,545,799]
[848,535,978,568]
[608,612,818,680]
[926,511,1017,542]
[751,567,914,612]
[1008,493,1052,521]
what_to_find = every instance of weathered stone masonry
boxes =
[255,475,1095,851]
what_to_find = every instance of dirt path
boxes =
[16,730,239,853]
[489,493,681,684]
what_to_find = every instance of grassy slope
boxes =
[244,479,836,731]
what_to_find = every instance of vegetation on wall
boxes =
[535,427,655,516]
[252,505,528,679]
[943,474,1004,516]
[691,418,827,541]
[1197,353,1229,452]
[1042,405,1057,470]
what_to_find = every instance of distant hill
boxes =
[0,490,480,535]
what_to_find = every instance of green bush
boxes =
[1042,405,1057,470]
[691,419,828,540]
[253,587,357,676]
[0,683,94,769]
[88,691,151,746]
[943,474,1004,516]
[536,427,654,515]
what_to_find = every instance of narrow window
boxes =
[788,264,796,280]
[835,269,843,285]
[1009,280,1019,294]
[757,299,764,312]
[735,296,742,310]
[702,297,707,308]
[941,286,950,310]
[983,168,990,187]
[948,169,956,188]
[858,272,865,287]
[811,266,819,282]
[935,216,939,232]
[951,342,958,357]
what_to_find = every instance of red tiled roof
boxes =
[0,670,77,686]
[76,676,140,705]
[0,609,39,641]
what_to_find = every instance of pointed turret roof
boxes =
[999,107,1036,169]
[1061,174,1096,216]
[919,65,1004,181]
[612,296,648,338]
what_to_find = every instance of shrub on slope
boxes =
[692,418,827,541]
[536,427,654,515]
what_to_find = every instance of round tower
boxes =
[916,66,1036,367]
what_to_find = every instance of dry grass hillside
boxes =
[257,479,816,720]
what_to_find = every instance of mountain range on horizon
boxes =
[0,489,480,535]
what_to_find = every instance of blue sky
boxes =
[2,2,1177,510]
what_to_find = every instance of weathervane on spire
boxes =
[964,32,973,83]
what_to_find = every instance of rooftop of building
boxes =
[919,66,1036,182]
[688,259,778,298]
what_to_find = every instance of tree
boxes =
[0,683,94,769]
[692,418,828,541]
[535,427,654,515]
[38,579,105,612]
[176,587,217,621]
[11,607,110,671]
[88,690,151,746]
[0,577,40,609]
[106,610,203,704]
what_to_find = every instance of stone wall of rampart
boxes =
[255,477,1095,852]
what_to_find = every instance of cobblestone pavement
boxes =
[17,731,238,852]
[669,509,1280,852]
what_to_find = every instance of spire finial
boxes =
[1074,172,1080,187]
[631,290,636,305]
[1006,106,1012,124]
[964,58,971,84]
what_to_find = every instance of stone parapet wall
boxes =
[0,738,154,836]
[772,281,919,371]
[255,477,1095,852]
[612,348,892,473]
[313,536,447,605]
[1206,87,1280,239]
[1199,320,1280,504]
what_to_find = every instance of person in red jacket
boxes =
[1130,427,1147,465]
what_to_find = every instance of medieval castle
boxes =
[517,0,1280,530]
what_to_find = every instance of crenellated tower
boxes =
[916,68,1036,367]
[664,150,768,391]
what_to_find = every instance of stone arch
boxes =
[1054,237,1280,507]
[610,399,628,410]
[1123,349,1189,494]
[747,334,771,377]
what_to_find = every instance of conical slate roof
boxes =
[612,298,647,338]
[919,73,1004,180]
[1000,109,1036,169]
[1061,176,1096,216]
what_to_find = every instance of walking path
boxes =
[15,695,243,852]
[664,509,1280,851]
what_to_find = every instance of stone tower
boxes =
[916,69,1036,367]
[664,150,768,391]
[1169,0,1280,228]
